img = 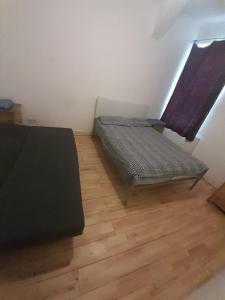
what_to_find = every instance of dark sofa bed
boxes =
[0,124,84,245]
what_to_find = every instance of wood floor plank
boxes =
[78,238,170,293]
[74,222,115,247]
[77,281,119,300]
[36,270,79,300]
[1,135,224,300]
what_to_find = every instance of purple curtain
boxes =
[161,40,225,141]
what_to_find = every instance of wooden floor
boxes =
[0,135,225,300]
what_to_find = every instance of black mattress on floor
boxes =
[0,124,84,245]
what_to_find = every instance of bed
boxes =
[94,115,208,204]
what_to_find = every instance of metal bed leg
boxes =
[123,184,135,205]
[190,171,207,190]
[190,177,201,190]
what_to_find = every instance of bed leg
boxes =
[123,184,135,205]
[190,171,206,190]
[190,178,200,190]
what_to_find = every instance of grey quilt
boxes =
[95,117,208,185]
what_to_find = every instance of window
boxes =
[161,40,225,141]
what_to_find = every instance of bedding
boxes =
[95,116,208,185]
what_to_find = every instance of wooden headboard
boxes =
[94,97,150,119]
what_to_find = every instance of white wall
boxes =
[194,88,225,187]
[0,0,198,131]
[193,21,225,187]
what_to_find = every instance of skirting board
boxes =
[74,131,92,136]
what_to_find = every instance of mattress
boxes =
[0,124,29,187]
[0,125,84,245]
[94,117,208,185]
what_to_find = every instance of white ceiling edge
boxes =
[196,17,225,40]
[152,0,225,40]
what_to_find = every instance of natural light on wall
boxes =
[198,84,225,136]
[196,40,214,48]
[195,39,225,136]
[196,38,225,138]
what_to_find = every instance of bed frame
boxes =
[123,171,207,205]
[95,97,150,119]
[94,97,206,205]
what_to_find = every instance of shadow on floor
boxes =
[0,238,73,283]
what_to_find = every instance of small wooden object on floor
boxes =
[153,123,165,133]
[0,104,23,124]
[208,182,225,212]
